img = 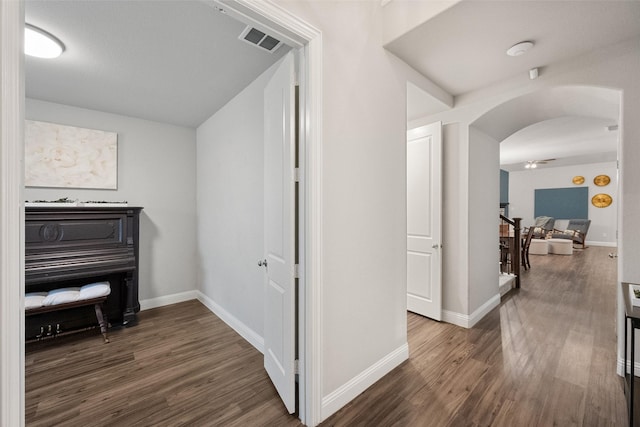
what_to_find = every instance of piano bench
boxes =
[26,297,110,343]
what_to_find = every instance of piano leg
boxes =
[122,276,137,326]
[94,302,110,343]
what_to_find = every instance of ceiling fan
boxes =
[524,159,555,169]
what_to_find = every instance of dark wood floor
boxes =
[26,246,626,426]
[321,245,627,426]
[25,301,302,427]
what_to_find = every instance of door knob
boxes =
[258,259,268,267]
[432,244,439,249]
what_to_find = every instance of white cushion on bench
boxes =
[80,282,111,299]
[25,292,48,309]
[42,287,81,306]
[27,282,112,310]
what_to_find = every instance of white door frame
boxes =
[0,1,324,426]
[0,0,25,425]
[219,3,323,424]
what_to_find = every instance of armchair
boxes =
[532,216,555,239]
[521,226,536,270]
[551,219,591,249]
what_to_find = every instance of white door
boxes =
[263,51,296,414]
[407,122,443,321]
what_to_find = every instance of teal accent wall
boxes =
[500,169,509,216]
[534,187,589,219]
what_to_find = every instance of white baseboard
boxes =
[617,357,640,377]
[441,309,468,328]
[321,343,408,421]
[139,290,198,311]
[139,290,264,354]
[585,241,617,248]
[499,274,516,297]
[196,291,264,353]
[442,294,501,329]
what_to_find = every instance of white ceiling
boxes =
[26,0,639,168]
[499,117,618,172]
[387,0,640,97]
[473,85,620,171]
[391,0,639,170]
[25,0,289,128]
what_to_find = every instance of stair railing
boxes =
[499,215,522,288]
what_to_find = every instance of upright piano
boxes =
[25,206,143,340]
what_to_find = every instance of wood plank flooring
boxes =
[25,301,302,427]
[26,246,627,426]
[321,246,627,426]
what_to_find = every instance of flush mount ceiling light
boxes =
[25,23,65,59]
[506,41,534,57]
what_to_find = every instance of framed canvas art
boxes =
[25,120,118,189]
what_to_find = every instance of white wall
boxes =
[274,1,421,419]
[415,121,501,324]
[381,0,461,46]
[441,123,468,316]
[409,37,638,308]
[508,162,618,246]
[468,127,500,315]
[25,99,197,303]
[408,37,639,376]
[195,59,279,346]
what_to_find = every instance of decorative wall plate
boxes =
[572,176,585,185]
[593,174,611,186]
[592,193,612,208]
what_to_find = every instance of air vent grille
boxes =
[239,26,282,53]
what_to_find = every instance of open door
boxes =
[262,51,297,413]
[407,122,443,321]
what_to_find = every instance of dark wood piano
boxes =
[25,206,143,341]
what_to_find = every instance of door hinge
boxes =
[294,264,300,279]
[294,167,301,182]
[294,359,300,375]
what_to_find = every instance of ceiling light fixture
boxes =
[25,23,65,59]
[506,41,534,57]
[524,159,555,169]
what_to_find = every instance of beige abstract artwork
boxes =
[25,120,117,189]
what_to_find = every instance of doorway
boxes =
[405,83,622,328]
[471,85,621,279]
[0,1,323,425]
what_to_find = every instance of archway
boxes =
[469,83,622,365]
[470,85,620,245]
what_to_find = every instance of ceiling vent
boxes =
[239,26,282,53]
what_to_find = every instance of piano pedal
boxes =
[55,323,62,335]
[46,324,53,337]
[36,326,44,340]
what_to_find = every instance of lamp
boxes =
[525,161,537,169]
[25,24,65,59]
